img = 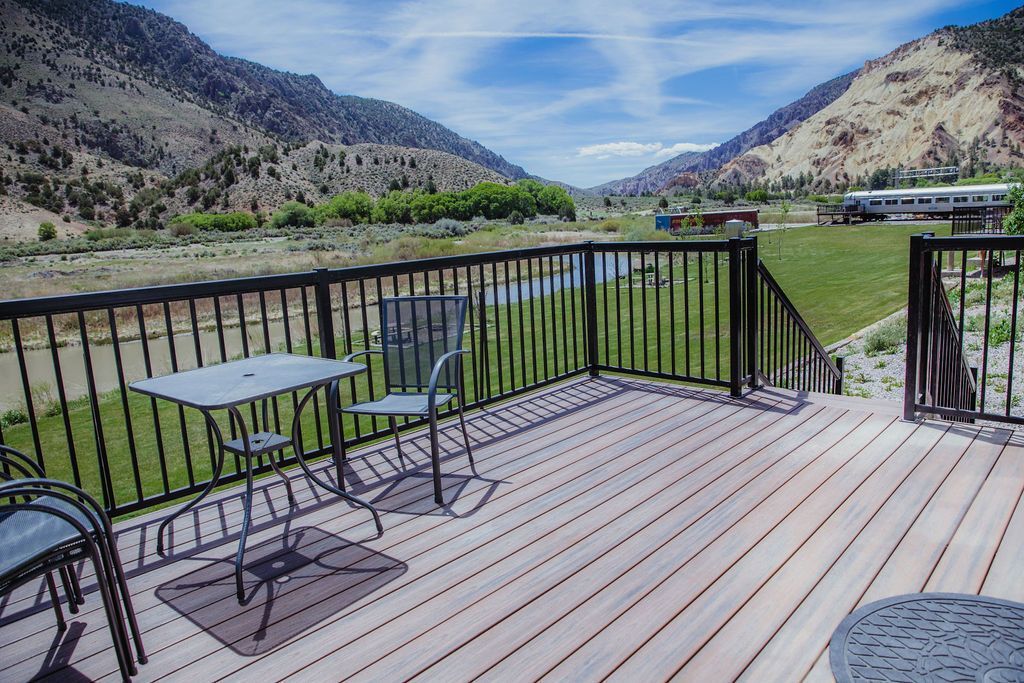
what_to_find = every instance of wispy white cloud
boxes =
[577,142,664,158]
[141,0,977,186]
[654,142,719,158]
[577,141,717,160]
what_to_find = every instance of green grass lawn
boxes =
[0,222,941,516]
[757,222,947,345]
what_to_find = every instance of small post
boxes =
[745,236,758,389]
[835,356,845,395]
[583,242,600,376]
[903,234,927,421]
[314,268,337,360]
[728,238,743,398]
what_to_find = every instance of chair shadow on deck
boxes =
[155,525,406,656]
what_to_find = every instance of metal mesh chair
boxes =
[0,445,146,681]
[341,296,473,505]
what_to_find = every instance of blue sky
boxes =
[137,0,1021,187]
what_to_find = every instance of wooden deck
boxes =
[2,376,1023,682]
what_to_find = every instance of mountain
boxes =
[590,71,859,195]
[717,8,1024,187]
[2,0,527,179]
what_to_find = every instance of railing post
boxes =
[745,236,758,389]
[835,356,844,395]
[728,238,743,398]
[903,234,927,420]
[313,267,337,359]
[583,242,600,377]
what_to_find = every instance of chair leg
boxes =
[101,530,147,664]
[44,572,66,632]
[456,396,474,465]
[428,409,444,506]
[58,566,79,614]
[389,416,404,463]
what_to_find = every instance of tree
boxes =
[316,191,374,224]
[603,196,612,208]
[38,221,56,241]
[270,201,315,229]
[775,200,791,259]
[509,210,525,225]
[658,197,669,209]
[1004,184,1024,235]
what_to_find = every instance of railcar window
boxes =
[917,198,932,204]
[936,197,950,204]
[901,198,915,205]
[953,196,969,203]
[993,194,1006,202]
[869,199,883,206]
[972,195,987,202]
[884,199,899,205]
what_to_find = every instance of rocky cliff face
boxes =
[590,71,858,195]
[718,17,1024,186]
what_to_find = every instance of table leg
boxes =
[227,406,255,604]
[328,380,346,491]
[156,410,226,555]
[292,383,383,535]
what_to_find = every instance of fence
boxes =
[904,233,1024,425]
[0,238,839,516]
[951,206,1011,235]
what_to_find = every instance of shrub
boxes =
[38,221,57,241]
[315,191,373,224]
[508,210,525,225]
[168,222,197,237]
[623,225,672,242]
[862,315,907,356]
[169,211,257,232]
[1,407,28,428]
[597,219,621,233]
[270,202,315,229]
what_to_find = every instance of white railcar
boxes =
[842,184,1013,219]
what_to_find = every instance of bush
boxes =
[169,211,257,232]
[597,219,621,233]
[38,221,57,241]
[623,225,672,242]
[1,407,28,428]
[508,210,525,225]
[270,202,315,229]
[168,222,197,237]
[315,191,373,224]
[862,315,907,356]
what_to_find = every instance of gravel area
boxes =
[839,268,1024,423]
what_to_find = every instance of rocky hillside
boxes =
[2,0,526,179]
[718,9,1024,187]
[590,71,858,195]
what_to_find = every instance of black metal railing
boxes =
[904,233,1022,425]
[951,206,1011,235]
[756,261,844,394]
[0,238,837,517]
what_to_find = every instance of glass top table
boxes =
[830,592,1024,682]
[130,353,383,603]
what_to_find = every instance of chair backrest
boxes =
[380,296,468,392]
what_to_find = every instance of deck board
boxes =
[1,376,1022,683]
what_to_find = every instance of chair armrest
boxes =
[341,349,383,363]
[0,445,45,478]
[427,350,470,406]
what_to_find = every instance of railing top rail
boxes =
[919,233,1017,251]
[0,239,758,320]
[0,270,319,320]
[757,260,841,378]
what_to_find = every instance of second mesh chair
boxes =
[341,296,473,505]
